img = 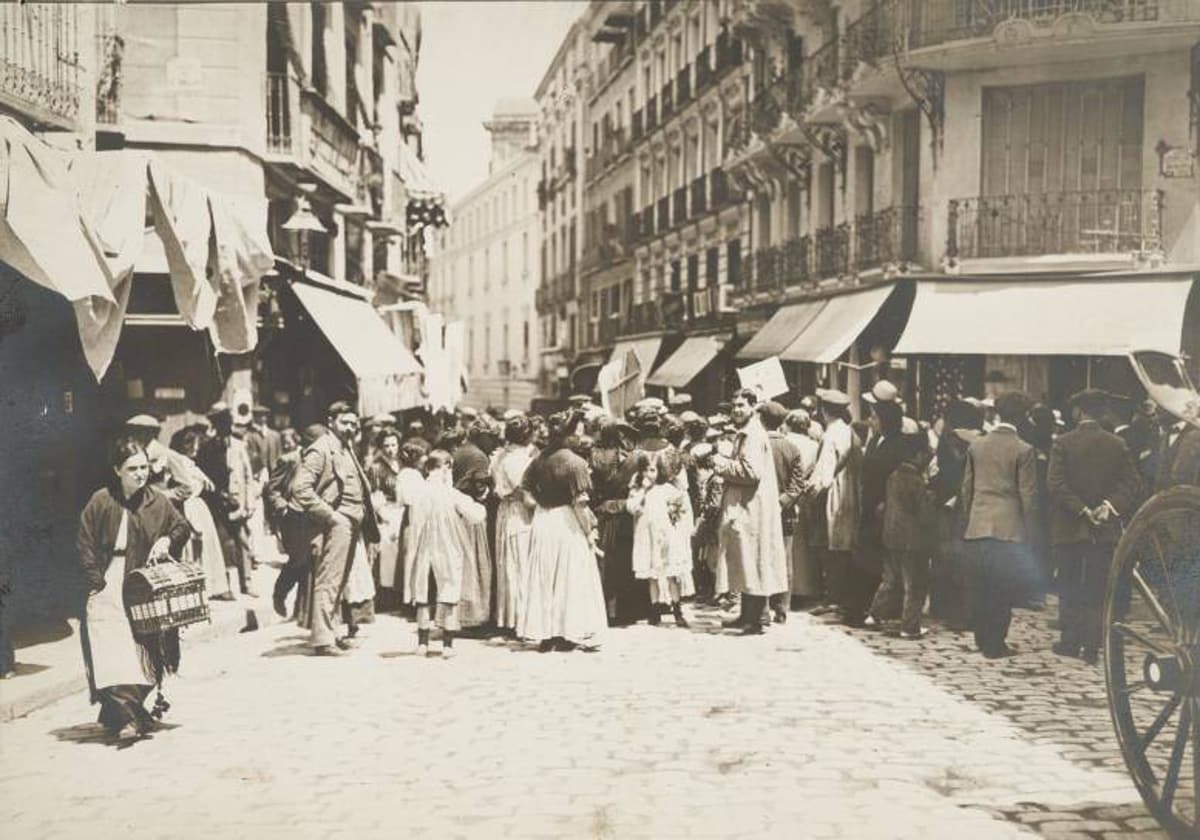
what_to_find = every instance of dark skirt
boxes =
[96,685,155,735]
[597,511,648,622]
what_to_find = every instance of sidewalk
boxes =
[0,565,284,723]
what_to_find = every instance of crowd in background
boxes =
[87,378,1200,672]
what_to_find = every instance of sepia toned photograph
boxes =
[0,1,1198,838]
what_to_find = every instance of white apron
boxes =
[85,513,149,689]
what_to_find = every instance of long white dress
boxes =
[491,444,535,629]
[404,475,487,606]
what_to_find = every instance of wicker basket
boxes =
[123,560,210,637]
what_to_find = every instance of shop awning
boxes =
[647,336,723,388]
[779,283,897,363]
[892,275,1196,356]
[291,277,423,415]
[736,300,828,359]
[610,336,663,384]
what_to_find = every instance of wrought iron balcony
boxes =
[672,187,688,226]
[946,189,1164,261]
[0,4,82,128]
[902,0,1176,51]
[745,236,814,292]
[661,83,674,120]
[797,38,839,112]
[95,32,123,125]
[646,94,658,131]
[626,300,663,335]
[691,174,707,217]
[854,205,921,270]
[842,0,899,78]
[657,196,670,233]
[676,66,691,106]
[814,224,852,279]
[266,71,361,200]
[751,71,805,137]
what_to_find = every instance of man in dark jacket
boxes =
[960,391,1038,659]
[858,381,907,628]
[268,425,325,617]
[1153,407,1200,491]
[1048,390,1142,664]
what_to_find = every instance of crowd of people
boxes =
[76,382,1200,739]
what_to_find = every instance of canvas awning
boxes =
[610,336,663,389]
[736,300,827,359]
[892,274,1196,356]
[779,283,897,363]
[647,336,723,388]
[291,276,423,415]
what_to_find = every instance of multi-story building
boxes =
[724,0,1200,418]
[579,0,751,408]
[534,21,588,401]
[428,98,542,411]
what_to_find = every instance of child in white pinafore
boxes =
[627,447,694,627]
[403,450,487,658]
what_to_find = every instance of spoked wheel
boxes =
[1104,486,1200,839]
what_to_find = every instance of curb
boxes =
[0,594,282,724]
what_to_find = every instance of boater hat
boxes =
[815,388,850,407]
[862,380,900,405]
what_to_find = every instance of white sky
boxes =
[418,1,587,202]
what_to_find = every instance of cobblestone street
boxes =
[0,601,1169,840]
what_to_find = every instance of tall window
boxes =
[311,3,327,96]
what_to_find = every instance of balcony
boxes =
[265,71,361,201]
[711,167,736,208]
[632,108,644,141]
[657,196,671,233]
[626,300,662,334]
[854,205,921,270]
[947,188,1164,262]
[672,187,688,226]
[640,204,655,240]
[646,94,658,132]
[661,83,674,120]
[1,4,83,129]
[676,66,691,107]
[751,70,807,138]
[814,224,852,279]
[95,32,123,125]
[691,174,707,216]
[798,38,839,114]
[841,0,898,80]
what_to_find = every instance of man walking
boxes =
[1048,390,1141,664]
[715,389,788,635]
[291,402,380,656]
[959,392,1038,659]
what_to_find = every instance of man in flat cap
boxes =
[1048,389,1141,664]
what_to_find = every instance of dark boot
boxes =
[672,602,688,628]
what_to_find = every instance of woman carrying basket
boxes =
[77,436,192,741]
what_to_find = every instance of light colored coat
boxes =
[807,418,861,552]
[716,417,788,597]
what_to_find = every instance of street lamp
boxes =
[282,183,327,273]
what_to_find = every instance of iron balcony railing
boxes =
[657,196,670,233]
[691,174,707,216]
[711,167,733,207]
[814,224,852,279]
[672,186,688,226]
[900,0,1178,51]
[751,70,806,138]
[946,189,1163,261]
[266,71,294,154]
[640,204,655,240]
[646,94,659,132]
[715,30,744,75]
[661,82,674,120]
[854,205,921,270]
[797,38,839,112]
[1,3,83,127]
[842,0,900,78]
[745,236,813,292]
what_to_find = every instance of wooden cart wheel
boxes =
[1104,486,1200,839]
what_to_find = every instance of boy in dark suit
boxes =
[1048,389,1142,664]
